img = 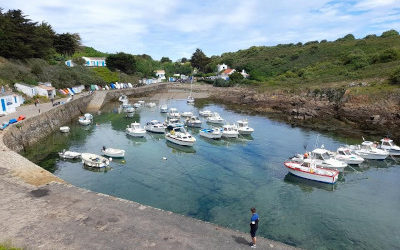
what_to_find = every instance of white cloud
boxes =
[0,0,398,59]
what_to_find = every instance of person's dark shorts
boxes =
[250,228,257,237]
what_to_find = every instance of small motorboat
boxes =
[0,122,9,130]
[350,141,389,160]
[199,110,213,117]
[160,104,168,113]
[167,108,180,118]
[126,122,146,137]
[9,118,17,124]
[284,161,339,184]
[58,150,81,159]
[124,106,135,113]
[187,96,195,104]
[185,116,202,127]
[334,147,364,165]
[145,120,166,133]
[181,111,194,117]
[165,126,196,147]
[206,112,224,124]
[221,124,239,138]
[60,126,70,133]
[81,153,110,168]
[291,148,347,171]
[78,113,93,126]
[165,118,184,128]
[138,100,145,105]
[236,119,254,135]
[119,95,128,103]
[200,128,222,139]
[146,102,156,108]
[133,103,141,108]
[17,115,26,121]
[378,138,400,156]
[101,146,125,158]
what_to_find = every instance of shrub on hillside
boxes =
[343,49,369,69]
[379,48,399,63]
[389,67,400,84]
[381,29,399,38]
[213,78,233,87]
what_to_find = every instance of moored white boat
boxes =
[378,138,400,156]
[133,103,141,108]
[165,118,184,128]
[284,161,339,184]
[236,119,254,135]
[165,127,196,146]
[58,150,81,159]
[167,108,180,118]
[160,104,168,113]
[119,95,128,103]
[199,110,213,117]
[200,128,222,139]
[81,153,110,168]
[126,122,146,137]
[60,126,70,133]
[78,113,93,126]
[124,106,135,113]
[181,111,194,117]
[146,102,156,108]
[206,112,224,124]
[334,147,364,165]
[351,141,389,160]
[145,120,166,133]
[138,100,145,105]
[101,146,125,158]
[185,116,202,127]
[221,124,239,138]
[187,96,195,104]
[291,148,347,171]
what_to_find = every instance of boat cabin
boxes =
[380,138,395,147]
[311,148,332,160]
[237,120,248,128]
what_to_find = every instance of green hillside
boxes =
[207,31,400,87]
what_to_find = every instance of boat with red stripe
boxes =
[284,161,339,184]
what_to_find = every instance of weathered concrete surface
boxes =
[0,173,295,250]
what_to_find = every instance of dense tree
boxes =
[72,57,86,66]
[381,29,399,38]
[54,33,80,56]
[190,49,210,73]
[180,57,188,63]
[160,57,172,63]
[106,52,136,74]
[229,71,244,83]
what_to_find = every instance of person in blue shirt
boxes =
[250,207,259,248]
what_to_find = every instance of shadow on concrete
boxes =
[232,235,250,246]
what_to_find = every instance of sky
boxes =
[0,0,399,60]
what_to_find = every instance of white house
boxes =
[219,68,236,80]
[14,82,56,98]
[0,92,24,115]
[14,83,37,97]
[82,57,106,67]
[155,70,166,82]
[217,63,228,73]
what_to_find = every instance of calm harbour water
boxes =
[23,98,400,250]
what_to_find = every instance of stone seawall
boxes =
[3,94,93,152]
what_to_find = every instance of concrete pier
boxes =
[0,85,297,250]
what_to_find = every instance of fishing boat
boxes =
[101,146,125,158]
[206,112,224,124]
[221,124,239,138]
[60,126,70,133]
[165,118,184,128]
[378,138,400,156]
[167,108,181,118]
[146,102,156,108]
[284,161,339,184]
[200,128,222,139]
[78,113,93,126]
[58,150,81,159]
[291,148,347,171]
[126,122,146,137]
[165,126,196,146]
[236,119,254,135]
[181,111,194,117]
[185,116,202,127]
[199,110,213,117]
[145,120,166,133]
[81,153,110,168]
[334,147,364,165]
[350,141,389,160]
[160,104,168,113]
[119,95,128,103]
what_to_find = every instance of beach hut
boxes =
[105,85,110,90]
[128,83,133,88]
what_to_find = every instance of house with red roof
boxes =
[219,68,236,80]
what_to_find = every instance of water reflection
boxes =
[166,141,196,154]
[284,173,337,192]
[83,165,112,173]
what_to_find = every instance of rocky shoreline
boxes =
[173,83,400,141]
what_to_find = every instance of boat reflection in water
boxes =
[166,141,196,154]
[284,173,338,192]
[126,135,147,145]
[83,165,111,173]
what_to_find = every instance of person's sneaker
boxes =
[250,244,256,248]
[249,242,254,246]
